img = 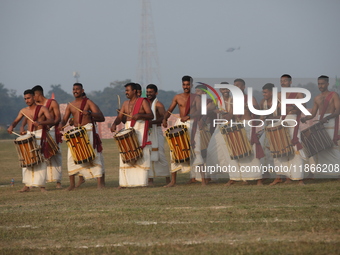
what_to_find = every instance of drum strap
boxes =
[130,97,151,148]
[320,92,340,144]
[281,93,303,150]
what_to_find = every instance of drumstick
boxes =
[62,124,70,129]
[20,111,34,123]
[68,102,83,113]
[11,132,21,137]
[167,111,173,115]
[116,110,132,118]
[117,95,121,109]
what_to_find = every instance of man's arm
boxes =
[111,101,126,132]
[83,100,105,122]
[51,100,61,125]
[163,95,178,128]
[7,111,25,134]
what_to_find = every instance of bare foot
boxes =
[298,180,305,185]
[18,186,30,193]
[242,181,249,185]
[75,177,85,188]
[257,180,263,186]
[165,177,171,184]
[224,180,235,186]
[186,178,197,184]
[66,186,75,191]
[164,182,176,187]
[40,187,47,192]
[283,178,292,184]
[117,186,126,190]
[269,178,282,186]
[56,182,62,189]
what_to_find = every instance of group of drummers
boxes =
[7,74,340,192]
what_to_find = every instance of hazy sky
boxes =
[1,0,339,95]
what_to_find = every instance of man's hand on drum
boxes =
[19,126,27,135]
[180,115,190,123]
[162,119,168,128]
[110,123,117,133]
[33,121,40,127]
[319,117,329,124]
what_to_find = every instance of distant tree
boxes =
[46,84,73,103]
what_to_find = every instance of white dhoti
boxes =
[169,119,204,174]
[273,114,305,180]
[67,123,104,179]
[310,114,340,177]
[22,130,47,187]
[119,120,150,187]
[228,125,262,181]
[149,125,170,178]
[259,126,274,171]
[46,126,62,183]
[205,125,230,180]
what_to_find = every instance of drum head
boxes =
[14,134,34,144]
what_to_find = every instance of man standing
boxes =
[60,83,105,191]
[270,74,305,185]
[301,75,340,176]
[32,85,63,188]
[111,82,154,188]
[8,89,54,192]
[162,75,205,187]
[224,79,263,186]
[146,84,170,185]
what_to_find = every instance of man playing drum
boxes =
[162,75,206,187]
[146,84,171,186]
[301,75,340,177]
[31,85,63,188]
[7,89,54,192]
[224,79,264,186]
[270,74,305,185]
[111,82,154,188]
[60,83,105,191]
[205,83,233,182]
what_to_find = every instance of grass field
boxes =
[0,139,340,254]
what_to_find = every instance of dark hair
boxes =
[125,82,138,91]
[318,75,329,83]
[24,89,34,95]
[32,85,44,94]
[182,75,193,82]
[281,74,292,81]
[146,84,158,92]
[234,78,245,85]
[262,83,275,91]
[135,83,142,91]
[220,81,229,84]
[73,83,83,88]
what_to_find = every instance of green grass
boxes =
[0,139,340,254]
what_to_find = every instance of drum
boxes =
[265,124,294,158]
[64,127,96,164]
[165,125,193,163]
[220,124,252,160]
[14,134,44,167]
[44,132,59,159]
[114,128,143,163]
[301,122,334,158]
[200,125,211,151]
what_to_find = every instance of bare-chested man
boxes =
[270,74,305,185]
[162,75,206,187]
[301,75,340,177]
[60,83,105,191]
[8,89,54,192]
[225,79,263,186]
[31,85,63,188]
[111,82,153,188]
[146,84,170,186]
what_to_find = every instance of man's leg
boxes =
[164,172,176,187]
[67,175,76,191]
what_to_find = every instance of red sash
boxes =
[319,92,340,144]
[130,98,151,148]
[281,92,303,150]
